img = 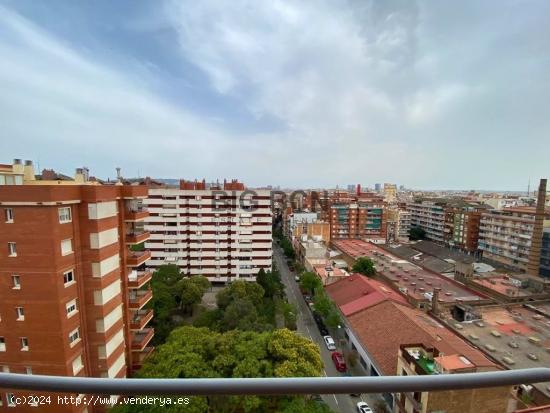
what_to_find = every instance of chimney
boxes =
[116,167,122,180]
[356,184,361,196]
[12,158,24,175]
[527,178,547,276]
[23,160,35,181]
[431,288,441,315]
[74,168,85,183]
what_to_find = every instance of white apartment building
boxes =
[478,207,550,270]
[407,201,445,242]
[143,181,272,282]
[396,210,411,242]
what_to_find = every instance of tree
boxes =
[216,280,264,310]
[257,268,284,299]
[409,226,426,241]
[352,257,376,277]
[300,272,322,294]
[148,265,182,345]
[175,276,210,315]
[119,326,326,413]
[313,288,333,318]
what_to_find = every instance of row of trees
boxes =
[299,272,342,329]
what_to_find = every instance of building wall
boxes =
[144,186,272,282]
[0,184,152,412]
[329,201,387,242]
[407,201,445,242]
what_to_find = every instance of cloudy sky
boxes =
[0,1,549,190]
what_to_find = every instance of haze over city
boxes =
[1,0,549,190]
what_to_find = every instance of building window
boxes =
[25,367,32,375]
[63,270,75,286]
[61,239,73,256]
[12,275,20,289]
[58,207,72,223]
[69,328,80,347]
[72,355,83,375]
[15,307,24,321]
[66,299,78,317]
[20,337,29,351]
[4,208,13,223]
[0,337,5,351]
[360,357,367,369]
[1,365,9,373]
[8,242,16,257]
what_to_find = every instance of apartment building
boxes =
[144,179,272,282]
[396,343,509,413]
[387,209,411,243]
[407,200,446,242]
[0,160,153,412]
[479,207,550,271]
[329,195,387,243]
[444,205,487,252]
[384,183,397,203]
[284,211,318,239]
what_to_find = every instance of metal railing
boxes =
[1,368,549,395]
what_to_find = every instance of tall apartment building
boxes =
[444,206,487,252]
[329,195,387,243]
[144,179,272,282]
[0,160,153,412]
[383,183,397,203]
[479,207,550,271]
[387,209,411,243]
[407,200,446,242]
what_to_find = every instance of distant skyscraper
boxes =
[374,183,381,192]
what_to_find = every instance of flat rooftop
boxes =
[443,305,550,398]
[332,240,487,304]
[473,275,532,297]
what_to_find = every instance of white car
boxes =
[323,335,336,351]
[356,401,373,413]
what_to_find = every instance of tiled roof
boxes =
[348,301,496,376]
[325,273,408,316]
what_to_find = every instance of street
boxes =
[273,243,383,413]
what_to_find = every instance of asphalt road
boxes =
[273,242,383,413]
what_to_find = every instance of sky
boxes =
[0,0,549,190]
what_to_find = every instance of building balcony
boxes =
[128,289,153,310]
[126,230,151,245]
[130,309,154,330]
[128,270,153,289]
[125,208,149,222]
[131,328,154,351]
[127,250,151,267]
[132,346,155,370]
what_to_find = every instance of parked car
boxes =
[331,351,347,372]
[303,294,313,304]
[312,313,329,335]
[356,401,373,413]
[323,335,336,351]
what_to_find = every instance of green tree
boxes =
[324,310,342,329]
[409,226,426,241]
[216,280,264,310]
[313,288,333,318]
[257,268,284,299]
[300,272,322,294]
[352,257,376,277]
[119,326,326,413]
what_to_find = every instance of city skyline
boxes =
[1,1,549,189]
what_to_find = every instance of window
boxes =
[0,337,5,351]
[66,299,78,317]
[61,239,73,256]
[15,307,24,321]
[20,337,29,351]
[69,328,80,347]
[72,355,83,375]
[12,275,20,289]
[8,242,16,257]
[63,270,75,286]
[1,365,8,373]
[58,207,72,223]
[4,208,13,223]
[25,367,32,375]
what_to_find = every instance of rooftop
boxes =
[348,300,497,376]
[325,273,408,316]
[441,304,550,398]
[333,239,487,304]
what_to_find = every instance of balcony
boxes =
[130,309,154,330]
[128,289,153,310]
[127,250,151,267]
[132,328,154,351]
[125,208,149,222]
[132,346,155,370]
[126,230,151,245]
[128,270,152,289]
